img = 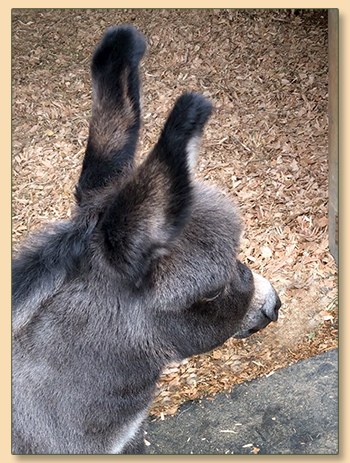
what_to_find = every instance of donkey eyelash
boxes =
[200,287,224,303]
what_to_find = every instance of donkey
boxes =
[12,25,281,454]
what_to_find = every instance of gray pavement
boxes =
[146,349,338,455]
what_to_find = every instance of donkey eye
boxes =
[201,288,224,302]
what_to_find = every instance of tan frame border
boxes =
[4,2,346,461]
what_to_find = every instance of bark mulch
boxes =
[12,8,337,419]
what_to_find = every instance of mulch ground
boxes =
[12,8,337,419]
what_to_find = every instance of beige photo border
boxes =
[3,1,346,461]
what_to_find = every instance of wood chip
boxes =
[12,9,337,419]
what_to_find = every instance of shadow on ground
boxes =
[147,349,338,455]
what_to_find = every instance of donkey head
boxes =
[13,25,281,360]
[71,25,281,358]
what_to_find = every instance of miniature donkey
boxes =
[12,25,281,454]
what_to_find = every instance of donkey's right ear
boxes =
[75,26,146,206]
[100,92,212,287]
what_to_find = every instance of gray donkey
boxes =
[12,25,281,454]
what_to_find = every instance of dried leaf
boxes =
[261,246,273,259]
[12,9,337,420]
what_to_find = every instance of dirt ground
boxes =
[12,8,338,418]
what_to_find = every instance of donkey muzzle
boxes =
[234,273,281,339]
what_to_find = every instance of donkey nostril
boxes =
[271,294,281,321]
[262,293,281,322]
[275,294,281,312]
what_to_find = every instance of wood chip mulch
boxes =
[12,8,337,419]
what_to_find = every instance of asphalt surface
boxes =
[146,348,338,455]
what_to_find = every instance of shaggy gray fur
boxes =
[12,25,281,454]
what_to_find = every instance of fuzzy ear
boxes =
[75,26,146,205]
[101,92,212,285]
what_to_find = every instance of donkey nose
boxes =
[263,290,281,322]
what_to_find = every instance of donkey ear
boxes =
[75,26,146,206]
[101,92,212,285]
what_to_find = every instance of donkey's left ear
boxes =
[100,93,212,286]
[75,26,146,206]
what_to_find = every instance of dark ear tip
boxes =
[92,25,147,70]
[163,92,213,138]
[105,25,146,54]
[178,92,213,120]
